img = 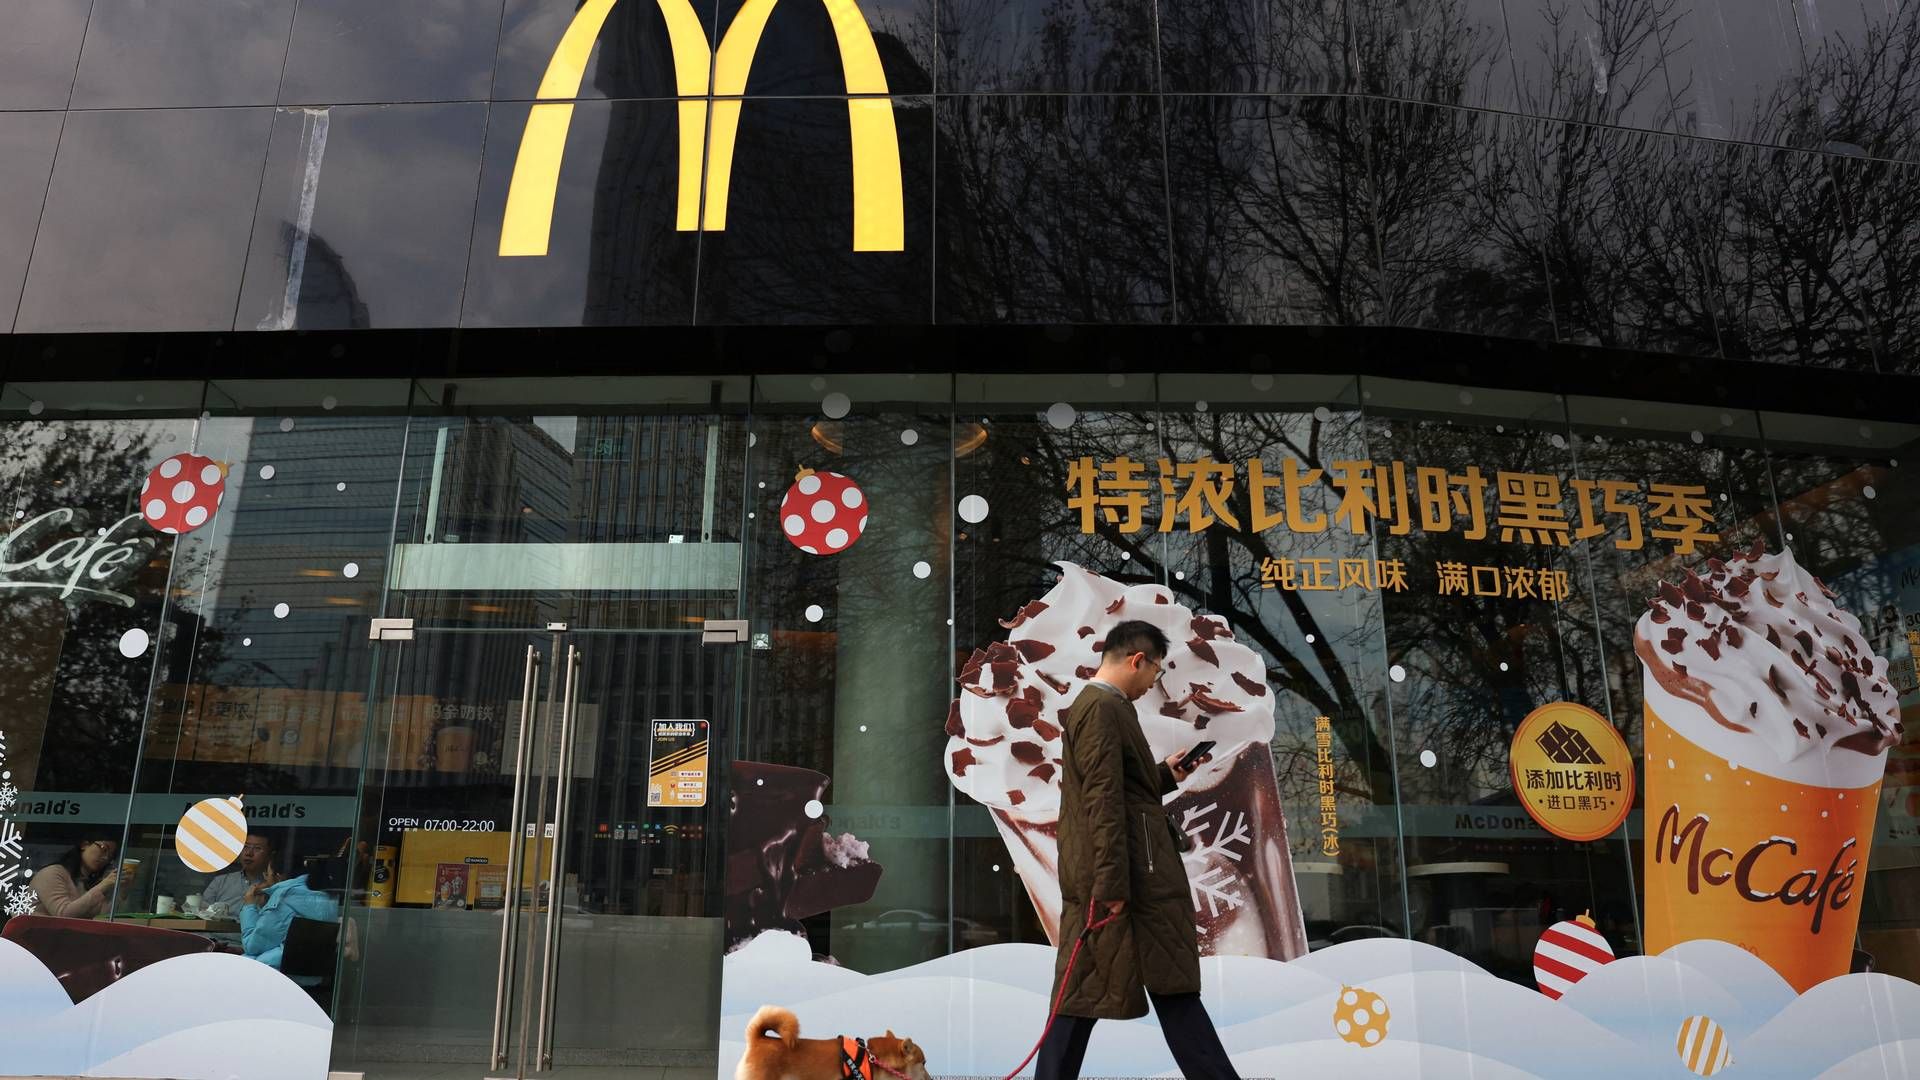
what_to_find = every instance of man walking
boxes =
[1040,619,1243,1080]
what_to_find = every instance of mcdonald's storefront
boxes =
[5,4,1920,1080]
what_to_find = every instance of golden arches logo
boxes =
[499,0,904,256]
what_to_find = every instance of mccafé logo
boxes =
[500,0,904,256]
[0,510,154,608]
[1653,805,1859,934]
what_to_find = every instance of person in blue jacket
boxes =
[237,844,344,972]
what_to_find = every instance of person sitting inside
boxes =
[238,842,344,973]
[30,834,123,919]
[201,832,274,912]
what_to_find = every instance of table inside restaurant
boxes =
[95,914,241,934]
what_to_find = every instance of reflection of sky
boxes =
[531,415,578,454]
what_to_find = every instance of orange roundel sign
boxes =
[1509,702,1635,842]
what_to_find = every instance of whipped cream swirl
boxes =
[1634,542,1903,768]
[944,562,1277,821]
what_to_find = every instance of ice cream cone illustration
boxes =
[1637,542,1903,992]
[944,562,1307,960]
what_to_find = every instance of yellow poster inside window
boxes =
[649,719,710,808]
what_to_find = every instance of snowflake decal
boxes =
[0,818,23,898]
[2,887,34,918]
[1179,802,1251,918]
[0,783,15,812]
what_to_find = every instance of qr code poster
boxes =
[648,720,709,808]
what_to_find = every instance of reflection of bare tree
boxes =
[0,423,164,793]
[1150,0,1920,371]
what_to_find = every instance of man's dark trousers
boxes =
[1035,990,1242,1080]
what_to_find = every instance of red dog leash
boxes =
[864,899,1117,1080]
[997,898,1120,1080]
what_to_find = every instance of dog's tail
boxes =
[744,1005,799,1048]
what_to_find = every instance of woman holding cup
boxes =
[29,834,125,919]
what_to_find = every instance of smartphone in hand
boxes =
[1176,740,1217,773]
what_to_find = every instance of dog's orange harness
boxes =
[838,1036,873,1080]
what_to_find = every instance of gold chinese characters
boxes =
[1068,456,1720,553]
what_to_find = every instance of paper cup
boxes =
[1642,684,1883,992]
[154,895,176,915]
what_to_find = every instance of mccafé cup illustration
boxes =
[1638,541,1904,992]
[943,562,1307,960]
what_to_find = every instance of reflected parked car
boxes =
[838,908,1000,948]
[1305,922,1401,951]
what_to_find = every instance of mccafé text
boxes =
[1654,805,1860,934]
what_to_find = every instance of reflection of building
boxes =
[5,2,1920,1077]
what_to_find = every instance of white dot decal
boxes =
[1337,1020,1351,1037]
[322,395,338,410]
[1313,407,1332,422]
[1365,1029,1380,1045]
[841,487,864,509]
[343,562,360,579]
[1107,373,1126,387]
[900,429,919,445]
[1343,991,1358,1006]
[1419,750,1436,768]
[160,458,182,478]
[810,500,837,524]
[258,465,275,480]
[1251,374,1274,391]
[199,464,222,485]
[1046,402,1077,429]
[822,392,851,418]
[1389,665,1406,683]
[805,604,824,622]
[825,528,848,548]
[798,474,822,495]
[336,482,347,492]
[958,495,989,523]
[1864,485,1877,499]
[273,603,290,619]
[783,514,805,536]
[27,401,44,415]
[804,799,824,818]
[279,418,295,432]
[146,499,167,519]
[170,480,196,503]
[810,377,827,392]
[242,637,252,647]
[1304,634,1315,644]
[1195,400,1209,412]
[1690,430,1705,444]
[118,628,150,659]
[913,561,932,579]
[183,505,208,528]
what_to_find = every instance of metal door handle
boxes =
[536,645,583,1067]
[490,644,541,1069]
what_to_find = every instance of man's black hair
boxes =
[1102,620,1169,662]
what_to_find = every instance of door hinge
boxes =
[702,618,749,645]
[368,618,414,641]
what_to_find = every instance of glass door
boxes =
[333,621,733,1078]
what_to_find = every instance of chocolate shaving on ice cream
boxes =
[945,561,1276,820]
[1634,542,1903,762]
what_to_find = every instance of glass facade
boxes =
[1,373,1913,1075]
[3,1,1920,1078]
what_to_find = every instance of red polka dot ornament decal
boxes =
[141,453,228,535]
[780,468,867,556]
